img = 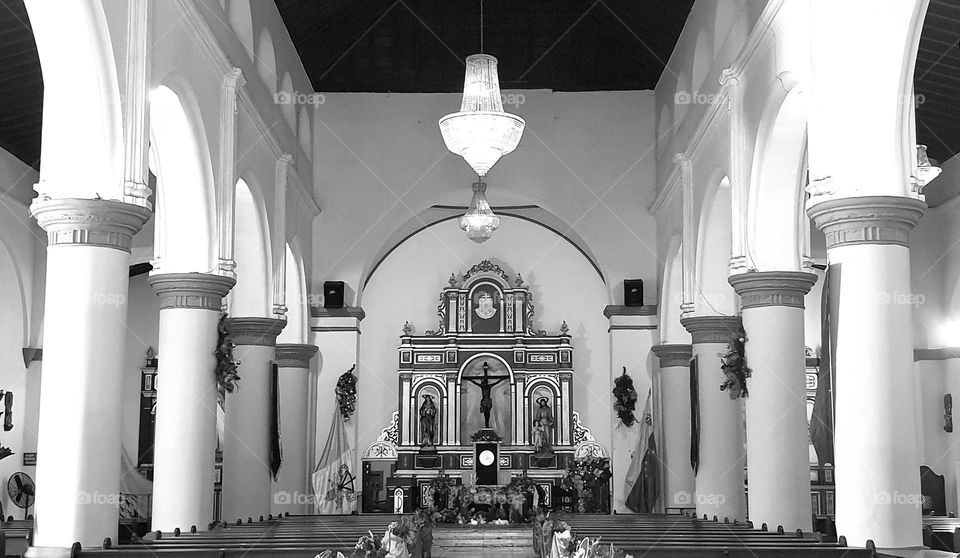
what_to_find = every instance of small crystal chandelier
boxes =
[460,180,500,243]
[438,1,524,177]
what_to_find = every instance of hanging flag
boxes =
[625,389,659,513]
[690,356,700,475]
[270,362,283,480]
[312,395,358,514]
[810,266,836,465]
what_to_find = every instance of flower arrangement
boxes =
[350,529,385,558]
[469,429,502,442]
[335,366,358,421]
[215,314,241,392]
[719,326,751,399]
[612,367,638,427]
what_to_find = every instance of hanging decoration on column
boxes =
[719,326,751,399]
[335,365,358,421]
[215,314,241,392]
[612,367,638,427]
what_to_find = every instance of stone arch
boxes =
[674,70,691,130]
[278,241,307,344]
[660,236,688,342]
[691,30,711,91]
[695,175,735,316]
[227,0,254,61]
[746,76,809,272]
[298,108,312,161]
[230,176,273,317]
[279,72,296,131]
[25,1,124,201]
[256,28,278,95]
[149,83,217,274]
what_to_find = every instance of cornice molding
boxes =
[728,271,818,310]
[275,343,318,368]
[31,198,152,252]
[807,196,926,249]
[311,306,366,321]
[228,317,287,347]
[148,273,236,311]
[915,347,960,361]
[603,305,658,318]
[680,315,742,344]
[652,343,693,367]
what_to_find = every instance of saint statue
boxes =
[419,394,438,448]
[532,419,551,455]
[474,291,497,320]
[535,397,554,445]
[464,362,510,429]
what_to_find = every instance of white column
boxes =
[651,344,695,513]
[148,273,235,532]
[604,305,658,513]
[29,199,150,553]
[220,317,286,522]
[728,271,817,533]
[272,343,318,515]
[681,316,746,522]
[310,308,363,492]
[808,196,925,548]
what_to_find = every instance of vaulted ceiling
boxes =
[1,1,959,178]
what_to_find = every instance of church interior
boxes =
[2,0,960,556]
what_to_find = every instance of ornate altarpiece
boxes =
[363,261,605,511]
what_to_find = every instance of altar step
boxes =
[432,525,534,557]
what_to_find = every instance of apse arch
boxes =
[227,0,254,61]
[359,207,606,296]
[256,29,278,95]
[747,76,809,272]
[230,176,272,317]
[695,174,735,316]
[149,83,217,274]
[278,241,307,344]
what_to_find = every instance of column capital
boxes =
[31,198,152,252]
[807,195,926,249]
[652,344,692,367]
[148,273,235,311]
[728,271,818,310]
[275,343,318,369]
[680,315,742,344]
[227,317,286,347]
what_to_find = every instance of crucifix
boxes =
[463,361,510,429]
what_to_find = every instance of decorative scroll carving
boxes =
[425,292,446,336]
[574,440,607,459]
[572,411,596,446]
[462,259,510,283]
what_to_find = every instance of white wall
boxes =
[354,217,615,468]
[311,90,657,306]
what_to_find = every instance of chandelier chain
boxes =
[480,0,484,53]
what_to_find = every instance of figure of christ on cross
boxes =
[464,361,511,429]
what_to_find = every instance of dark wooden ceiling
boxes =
[275,0,694,92]
[0,0,42,169]
[2,1,960,174]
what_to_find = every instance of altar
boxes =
[362,261,608,514]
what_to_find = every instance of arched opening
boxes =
[695,177,735,315]
[660,239,689,342]
[256,29,278,95]
[230,178,272,317]
[278,242,307,344]
[279,73,296,130]
[149,85,215,273]
[227,0,254,61]
[747,84,809,271]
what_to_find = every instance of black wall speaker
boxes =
[323,281,345,308]
[624,279,644,307]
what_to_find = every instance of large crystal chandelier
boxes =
[460,180,500,243]
[439,54,525,177]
